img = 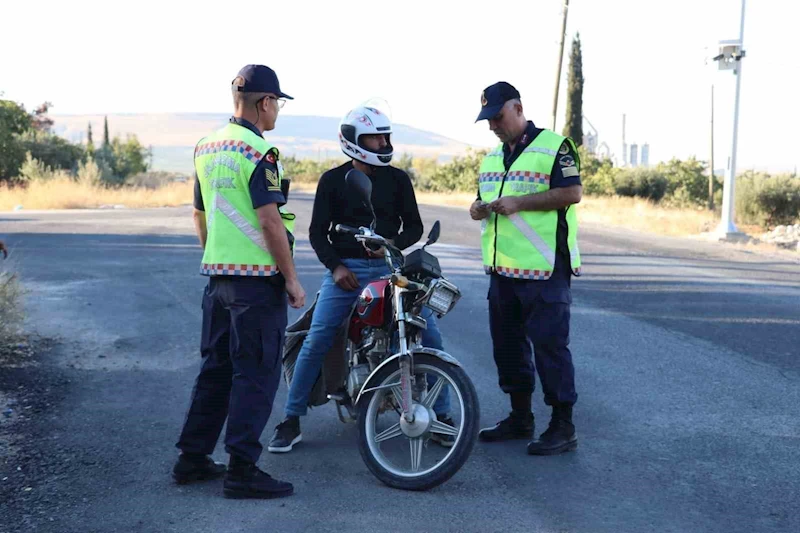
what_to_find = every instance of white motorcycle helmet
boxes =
[338,105,394,167]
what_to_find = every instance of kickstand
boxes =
[328,393,358,423]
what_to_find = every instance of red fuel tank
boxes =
[356,279,391,327]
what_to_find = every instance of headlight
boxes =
[424,278,461,316]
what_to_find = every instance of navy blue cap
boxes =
[233,65,293,100]
[475,81,520,122]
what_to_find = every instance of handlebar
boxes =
[334,224,360,235]
[334,224,404,268]
[335,224,387,246]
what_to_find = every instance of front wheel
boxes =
[357,354,480,491]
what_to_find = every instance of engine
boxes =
[347,328,390,398]
[347,363,371,400]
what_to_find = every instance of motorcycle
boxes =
[282,169,480,491]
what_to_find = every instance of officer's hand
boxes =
[489,197,521,216]
[470,200,490,221]
[333,265,360,291]
[286,278,306,309]
[0,240,7,259]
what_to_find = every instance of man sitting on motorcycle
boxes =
[268,104,453,453]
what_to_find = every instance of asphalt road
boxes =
[1,193,798,533]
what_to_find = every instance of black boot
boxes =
[478,410,534,442]
[527,405,577,455]
[172,453,227,484]
[223,456,293,499]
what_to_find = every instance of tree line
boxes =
[0,98,149,185]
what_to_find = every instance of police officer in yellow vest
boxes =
[173,64,306,499]
[471,82,582,456]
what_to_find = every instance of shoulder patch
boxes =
[559,155,576,167]
[265,167,281,190]
[562,166,580,178]
[558,142,570,155]
[266,152,276,164]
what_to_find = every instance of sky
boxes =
[1,0,798,173]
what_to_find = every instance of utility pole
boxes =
[709,84,715,210]
[716,0,747,239]
[551,0,570,131]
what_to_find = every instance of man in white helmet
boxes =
[268,105,453,452]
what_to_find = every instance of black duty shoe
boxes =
[478,411,534,442]
[223,463,293,499]
[527,419,578,455]
[267,416,302,453]
[430,415,456,448]
[172,453,227,485]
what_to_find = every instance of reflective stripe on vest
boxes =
[212,193,270,253]
[522,145,558,157]
[507,213,556,267]
[478,129,582,279]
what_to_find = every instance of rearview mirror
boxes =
[345,168,376,230]
[424,220,441,247]
[345,169,373,211]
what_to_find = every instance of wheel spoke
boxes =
[410,437,424,472]
[430,419,459,436]
[421,376,446,409]
[374,423,402,443]
[391,386,403,409]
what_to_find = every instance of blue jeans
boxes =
[285,258,451,417]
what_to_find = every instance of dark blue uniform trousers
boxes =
[176,276,287,464]
[488,273,577,406]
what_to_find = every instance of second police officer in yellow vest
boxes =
[471,82,582,456]
[173,65,305,499]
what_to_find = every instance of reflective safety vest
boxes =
[194,123,295,276]
[478,129,581,280]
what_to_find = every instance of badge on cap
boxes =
[481,91,488,107]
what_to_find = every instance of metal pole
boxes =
[551,0,570,131]
[709,84,715,210]
[718,0,746,236]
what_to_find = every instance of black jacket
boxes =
[309,161,423,272]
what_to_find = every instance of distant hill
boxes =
[51,113,474,174]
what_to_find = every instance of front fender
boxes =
[354,348,462,405]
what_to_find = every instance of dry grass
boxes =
[415,191,480,208]
[0,271,23,334]
[292,182,480,210]
[413,188,723,238]
[291,182,727,236]
[576,196,719,236]
[0,178,194,211]
[0,265,25,361]
[0,179,768,240]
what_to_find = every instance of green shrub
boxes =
[612,168,668,201]
[423,149,486,193]
[17,129,85,174]
[281,156,342,184]
[581,158,617,196]
[736,171,800,227]
[657,157,709,207]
